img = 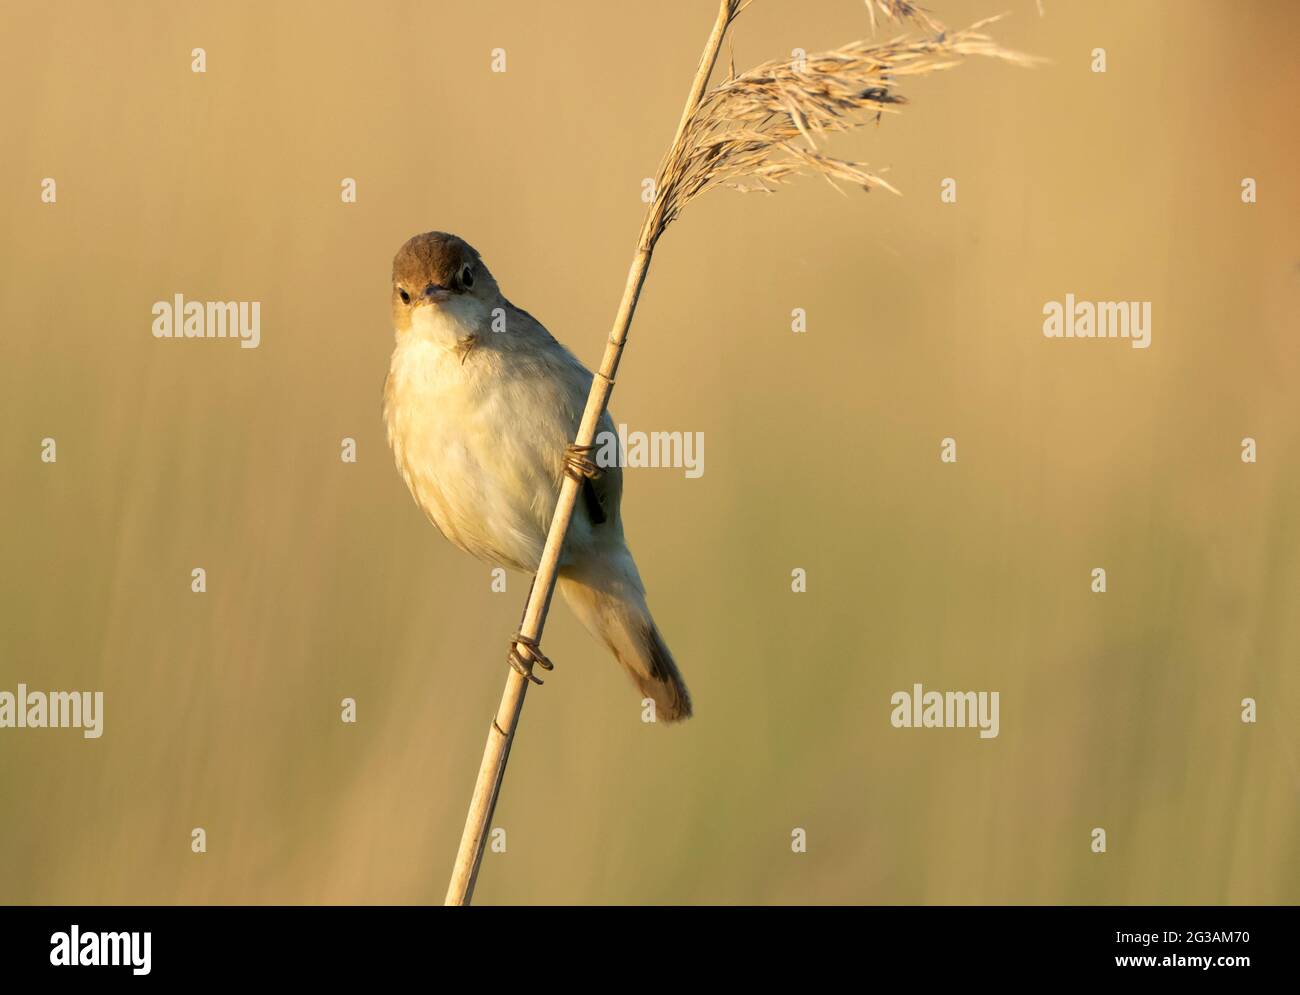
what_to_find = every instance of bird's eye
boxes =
[398,288,410,304]
[461,266,474,289]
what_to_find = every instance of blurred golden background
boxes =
[1,0,1296,904]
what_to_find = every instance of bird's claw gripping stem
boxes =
[508,632,554,685]
[563,443,601,481]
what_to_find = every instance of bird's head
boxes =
[391,231,498,337]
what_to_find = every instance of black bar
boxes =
[0,905,1288,982]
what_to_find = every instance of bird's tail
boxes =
[557,550,692,722]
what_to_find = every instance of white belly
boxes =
[384,332,593,572]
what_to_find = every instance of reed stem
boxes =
[443,0,738,907]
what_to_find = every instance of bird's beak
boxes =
[419,284,452,305]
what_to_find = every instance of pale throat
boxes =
[408,295,488,354]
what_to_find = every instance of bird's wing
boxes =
[505,299,625,531]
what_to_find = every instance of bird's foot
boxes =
[508,632,555,686]
[563,443,601,481]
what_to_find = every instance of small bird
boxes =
[383,231,692,721]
